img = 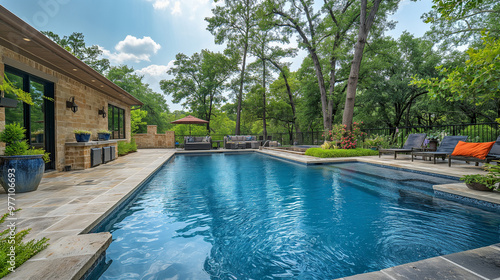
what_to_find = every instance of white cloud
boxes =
[135,62,174,77]
[145,0,214,20]
[100,35,161,64]
[145,0,170,10]
[171,1,181,15]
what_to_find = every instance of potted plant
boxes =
[425,130,447,151]
[74,130,91,142]
[460,162,500,191]
[0,123,50,193]
[97,130,111,141]
[460,174,499,191]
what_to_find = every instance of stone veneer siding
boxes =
[65,142,118,170]
[134,125,175,149]
[0,46,132,171]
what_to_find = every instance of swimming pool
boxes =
[94,153,500,279]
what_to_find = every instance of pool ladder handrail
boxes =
[261,140,271,149]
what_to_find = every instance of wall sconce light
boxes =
[66,97,78,113]
[98,106,107,118]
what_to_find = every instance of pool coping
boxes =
[4,148,500,279]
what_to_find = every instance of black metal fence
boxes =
[174,122,499,147]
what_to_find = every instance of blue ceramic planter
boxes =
[98,133,110,141]
[0,155,45,193]
[75,133,91,142]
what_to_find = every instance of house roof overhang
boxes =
[0,5,143,107]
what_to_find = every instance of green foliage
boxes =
[325,122,366,149]
[460,125,496,142]
[305,148,378,158]
[0,75,33,105]
[131,109,148,134]
[73,130,91,135]
[423,0,497,49]
[97,130,111,134]
[0,123,25,143]
[161,50,237,132]
[106,66,170,133]
[0,124,50,163]
[4,141,30,157]
[0,211,49,277]
[460,174,500,189]
[25,148,51,163]
[363,134,391,149]
[357,33,442,128]
[411,34,500,105]
[117,138,137,156]
[320,141,336,150]
[42,31,110,73]
[460,161,500,190]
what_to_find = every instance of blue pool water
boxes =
[95,153,500,279]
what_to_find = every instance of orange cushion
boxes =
[451,141,496,160]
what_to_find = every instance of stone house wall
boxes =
[134,125,175,149]
[0,46,132,171]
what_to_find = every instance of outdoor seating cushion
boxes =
[451,141,496,160]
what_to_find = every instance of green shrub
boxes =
[305,148,378,158]
[0,124,50,163]
[118,138,137,156]
[73,130,91,135]
[129,138,137,152]
[97,130,111,135]
[118,141,129,156]
[0,123,24,143]
[363,134,391,149]
[0,210,49,277]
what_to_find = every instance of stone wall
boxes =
[65,141,118,170]
[134,125,175,149]
[0,46,132,171]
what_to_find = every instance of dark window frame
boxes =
[108,104,125,139]
[4,65,55,170]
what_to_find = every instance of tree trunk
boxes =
[235,41,248,135]
[270,60,300,135]
[342,0,382,131]
[310,50,331,132]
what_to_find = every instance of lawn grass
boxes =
[305,147,378,158]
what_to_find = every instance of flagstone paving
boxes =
[1,148,499,279]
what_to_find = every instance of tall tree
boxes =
[357,33,442,128]
[42,31,110,74]
[411,35,500,106]
[160,50,237,132]
[206,0,261,135]
[264,0,332,131]
[341,0,384,130]
[249,24,296,139]
[423,0,500,49]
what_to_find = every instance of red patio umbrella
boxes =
[170,115,209,135]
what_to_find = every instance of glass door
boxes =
[4,66,55,170]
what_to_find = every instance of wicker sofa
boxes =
[224,135,261,149]
[184,136,212,150]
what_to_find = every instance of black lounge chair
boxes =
[448,135,500,167]
[379,133,426,159]
[411,135,468,164]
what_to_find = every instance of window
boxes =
[4,66,55,170]
[108,104,125,139]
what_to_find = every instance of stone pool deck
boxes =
[1,148,499,279]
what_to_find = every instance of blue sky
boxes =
[1,0,434,111]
